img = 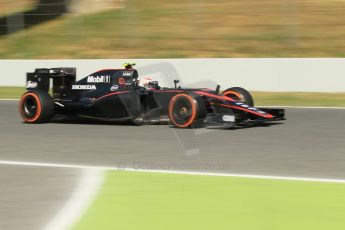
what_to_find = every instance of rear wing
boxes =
[26,68,76,98]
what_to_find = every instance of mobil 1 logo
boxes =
[87,75,111,83]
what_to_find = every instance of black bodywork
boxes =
[25,67,285,127]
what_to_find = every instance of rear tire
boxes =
[19,90,54,123]
[168,93,206,128]
[223,87,254,107]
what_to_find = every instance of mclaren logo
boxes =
[87,75,111,83]
[72,85,96,90]
[123,71,133,77]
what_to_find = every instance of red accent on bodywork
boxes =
[96,68,128,72]
[94,91,130,101]
[195,91,236,102]
[196,90,274,119]
[216,103,273,119]
[156,90,185,93]
[199,88,213,91]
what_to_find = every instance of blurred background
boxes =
[0,0,345,58]
[1,3,345,230]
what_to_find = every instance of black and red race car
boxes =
[19,65,285,128]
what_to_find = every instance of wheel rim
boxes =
[23,96,38,118]
[173,98,193,125]
[169,94,197,128]
[20,93,42,123]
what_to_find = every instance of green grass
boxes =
[2,87,345,106]
[252,92,345,107]
[1,0,345,58]
[0,87,25,99]
[73,171,345,230]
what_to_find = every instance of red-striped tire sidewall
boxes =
[168,94,197,128]
[19,92,43,123]
[223,90,242,99]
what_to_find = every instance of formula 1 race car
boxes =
[19,64,285,128]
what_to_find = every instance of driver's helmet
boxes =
[122,62,136,69]
[139,77,153,89]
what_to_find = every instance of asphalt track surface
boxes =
[0,166,81,230]
[1,100,345,229]
[1,100,345,178]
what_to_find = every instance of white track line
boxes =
[42,168,104,230]
[1,160,345,184]
[258,105,345,109]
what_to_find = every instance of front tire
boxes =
[19,90,54,123]
[168,93,206,128]
[223,87,254,107]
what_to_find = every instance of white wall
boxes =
[0,58,344,92]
